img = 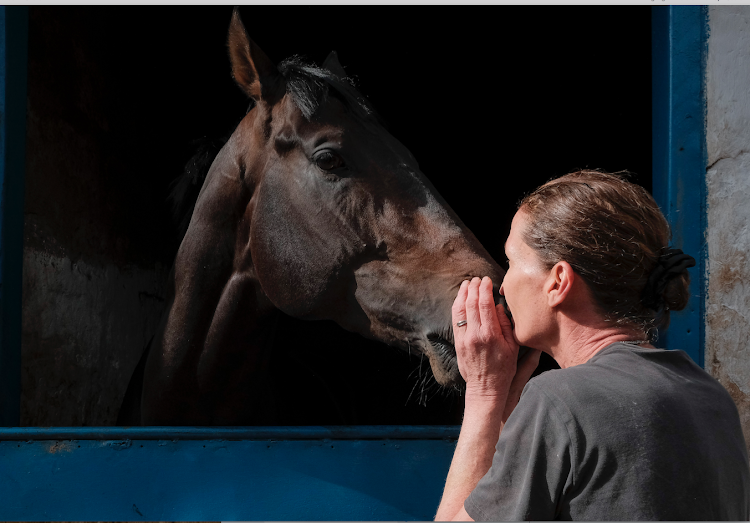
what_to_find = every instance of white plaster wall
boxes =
[21,248,168,426]
[706,6,750,453]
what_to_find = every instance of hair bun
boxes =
[641,248,695,311]
[663,274,691,313]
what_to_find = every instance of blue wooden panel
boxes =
[0,425,461,441]
[0,426,458,521]
[0,6,28,425]
[651,6,708,366]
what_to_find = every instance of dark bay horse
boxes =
[119,9,504,425]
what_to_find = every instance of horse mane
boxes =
[169,56,383,243]
[168,135,228,242]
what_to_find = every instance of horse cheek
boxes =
[249,200,346,319]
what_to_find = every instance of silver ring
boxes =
[455,320,467,327]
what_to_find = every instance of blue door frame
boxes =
[651,5,708,367]
[0,6,706,520]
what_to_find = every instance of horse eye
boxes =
[314,151,344,171]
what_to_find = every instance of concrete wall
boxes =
[706,6,750,454]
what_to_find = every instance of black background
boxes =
[31,6,652,424]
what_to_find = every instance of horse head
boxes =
[131,9,504,425]
[227,10,504,384]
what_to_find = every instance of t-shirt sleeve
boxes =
[464,380,575,521]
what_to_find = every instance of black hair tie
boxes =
[641,248,696,311]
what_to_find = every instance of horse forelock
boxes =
[277,56,382,125]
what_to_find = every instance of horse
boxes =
[118,8,505,426]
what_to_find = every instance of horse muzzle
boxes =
[423,288,512,388]
[425,331,462,387]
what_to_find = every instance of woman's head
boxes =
[510,170,690,341]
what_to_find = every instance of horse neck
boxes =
[162,130,281,380]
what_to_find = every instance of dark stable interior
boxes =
[28,7,652,425]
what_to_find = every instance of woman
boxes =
[435,171,750,521]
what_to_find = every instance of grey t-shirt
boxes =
[465,343,750,521]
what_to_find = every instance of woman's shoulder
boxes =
[525,342,730,413]
[588,342,713,383]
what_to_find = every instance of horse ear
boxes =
[227,7,282,102]
[322,51,347,79]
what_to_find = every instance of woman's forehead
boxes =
[506,210,545,270]
[506,210,529,251]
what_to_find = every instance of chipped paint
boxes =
[44,440,73,454]
[706,5,750,454]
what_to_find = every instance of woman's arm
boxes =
[434,386,506,521]
[434,277,540,521]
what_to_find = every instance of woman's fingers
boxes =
[452,279,469,326]
[452,280,470,352]
[478,277,514,351]
[495,299,514,346]
[456,276,509,343]
[465,277,482,330]
[477,277,497,329]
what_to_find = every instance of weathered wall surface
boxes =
[22,248,167,426]
[706,6,750,453]
[22,8,177,425]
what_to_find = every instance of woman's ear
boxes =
[546,261,575,307]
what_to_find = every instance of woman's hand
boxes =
[436,277,541,522]
[452,277,520,402]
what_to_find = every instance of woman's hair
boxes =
[518,170,691,340]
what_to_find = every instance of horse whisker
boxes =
[406,376,420,406]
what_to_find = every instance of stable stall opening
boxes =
[22,6,652,426]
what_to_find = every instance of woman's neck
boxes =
[548,321,651,369]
